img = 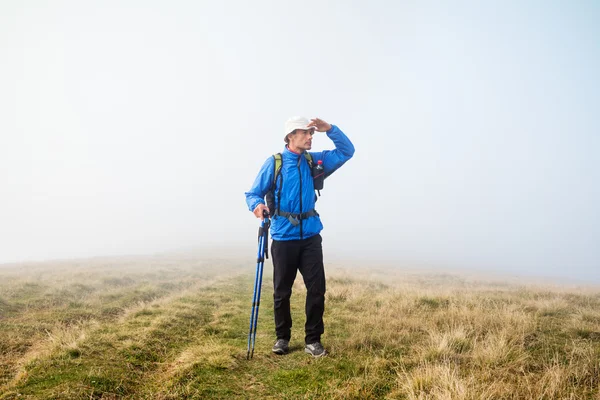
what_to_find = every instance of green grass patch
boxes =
[416,296,450,309]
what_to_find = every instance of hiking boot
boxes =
[272,339,289,355]
[305,342,327,357]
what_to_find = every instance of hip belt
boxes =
[273,209,319,226]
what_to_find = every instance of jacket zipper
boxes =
[297,155,303,239]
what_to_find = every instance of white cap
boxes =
[284,116,314,135]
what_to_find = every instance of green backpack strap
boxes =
[304,152,313,168]
[266,153,283,217]
[272,153,282,187]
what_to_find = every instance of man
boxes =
[245,116,355,357]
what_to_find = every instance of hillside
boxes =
[1,254,599,399]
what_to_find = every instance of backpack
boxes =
[265,152,316,218]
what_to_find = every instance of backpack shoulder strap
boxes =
[304,152,313,168]
[272,153,282,187]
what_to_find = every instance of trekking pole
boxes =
[247,210,270,359]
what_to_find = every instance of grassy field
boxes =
[1,254,600,399]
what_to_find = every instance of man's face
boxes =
[288,129,315,151]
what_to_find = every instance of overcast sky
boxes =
[1,1,598,281]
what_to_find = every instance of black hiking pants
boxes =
[271,234,326,344]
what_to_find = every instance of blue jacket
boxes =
[245,125,355,241]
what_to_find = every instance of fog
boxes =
[1,1,598,281]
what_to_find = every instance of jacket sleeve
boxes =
[311,125,355,177]
[245,156,275,212]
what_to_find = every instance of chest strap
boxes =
[273,209,319,226]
